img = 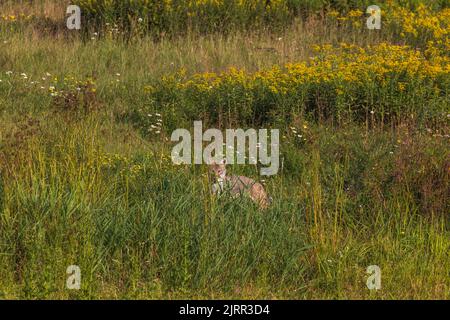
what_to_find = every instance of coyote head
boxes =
[209,160,227,180]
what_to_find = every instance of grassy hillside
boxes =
[0,0,448,299]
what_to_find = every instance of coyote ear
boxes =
[220,158,227,165]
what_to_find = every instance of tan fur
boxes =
[209,162,271,209]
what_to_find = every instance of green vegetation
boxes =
[0,0,448,299]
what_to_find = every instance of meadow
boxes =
[0,0,448,299]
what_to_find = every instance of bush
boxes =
[135,42,449,129]
[74,0,293,37]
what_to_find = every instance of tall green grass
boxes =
[1,115,448,298]
[0,0,449,299]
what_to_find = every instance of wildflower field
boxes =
[0,0,449,299]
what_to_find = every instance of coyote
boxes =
[209,160,272,209]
